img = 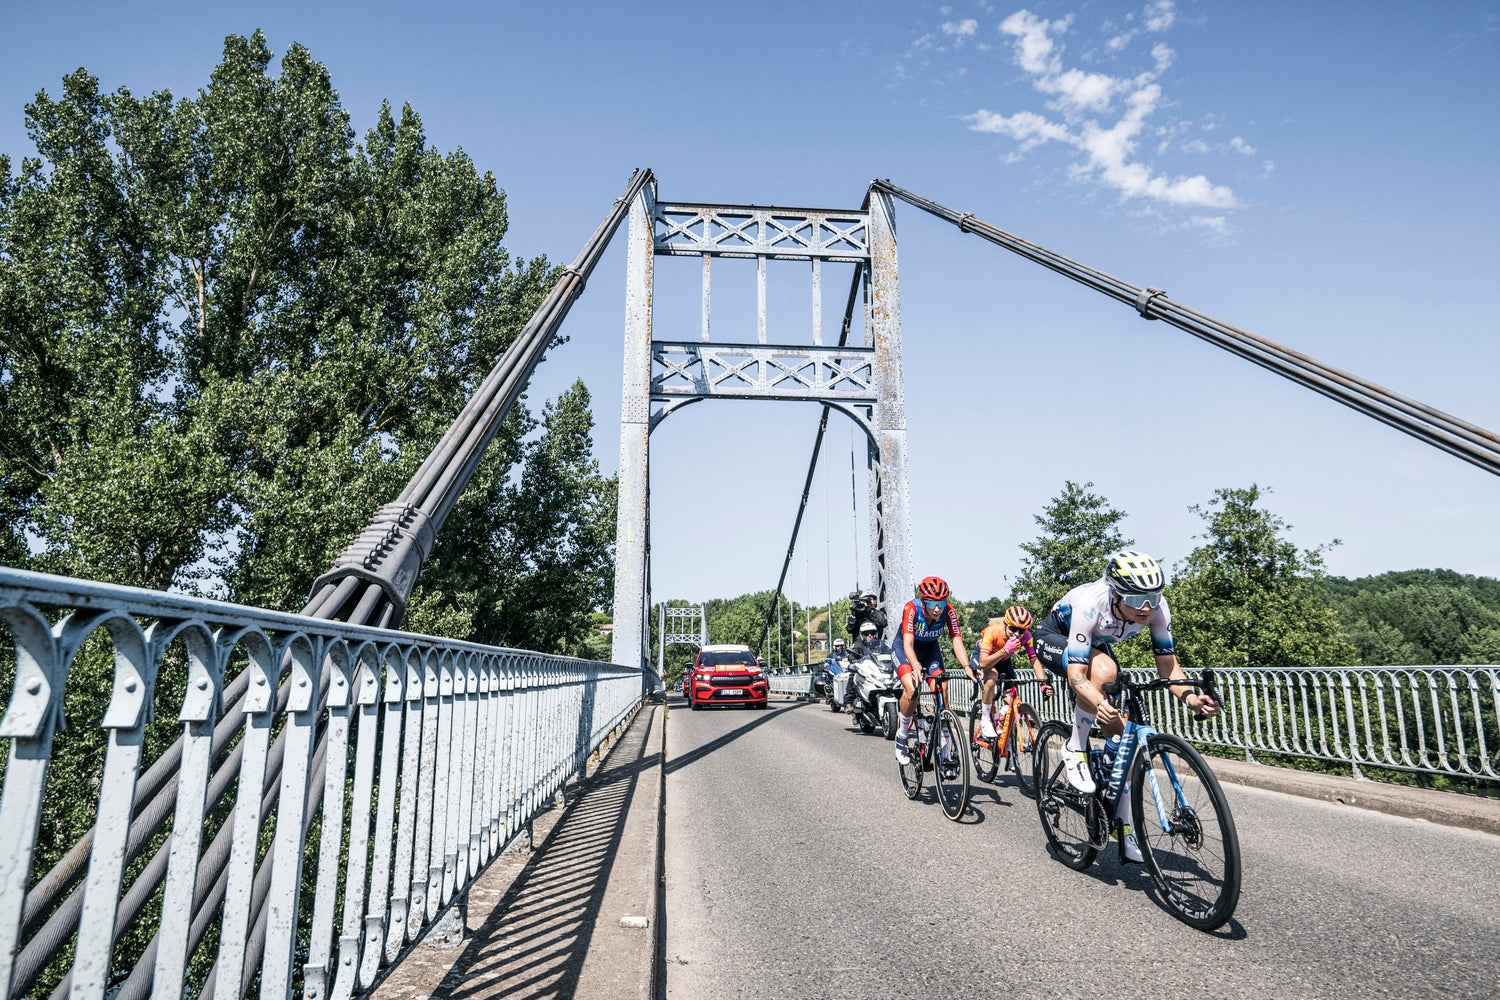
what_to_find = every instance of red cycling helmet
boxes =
[917,576,950,601]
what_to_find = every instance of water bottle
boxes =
[1101,734,1123,768]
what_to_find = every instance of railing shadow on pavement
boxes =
[663,696,810,775]
[417,710,661,1000]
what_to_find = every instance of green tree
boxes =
[1167,485,1356,672]
[1012,480,1132,611]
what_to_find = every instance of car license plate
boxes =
[720,689,744,697]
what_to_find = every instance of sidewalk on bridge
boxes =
[1206,753,1500,836]
[371,700,664,1000]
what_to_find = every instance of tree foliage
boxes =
[0,31,615,654]
[1012,480,1132,612]
[1165,485,1355,672]
[1320,569,1500,666]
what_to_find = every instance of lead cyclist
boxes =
[1032,550,1220,862]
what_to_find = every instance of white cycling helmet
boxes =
[1104,549,1165,594]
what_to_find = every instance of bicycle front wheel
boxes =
[1008,703,1041,798]
[1034,721,1098,871]
[934,708,971,820]
[968,699,1000,783]
[1131,733,1242,932]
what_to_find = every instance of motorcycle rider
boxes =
[850,619,883,659]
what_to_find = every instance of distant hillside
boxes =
[1319,569,1500,666]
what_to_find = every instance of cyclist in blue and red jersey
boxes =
[893,576,974,766]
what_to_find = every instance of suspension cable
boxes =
[870,179,1500,478]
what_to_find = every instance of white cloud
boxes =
[1102,1,1175,52]
[1228,136,1255,155]
[942,18,978,36]
[967,6,1237,211]
[1182,138,1209,153]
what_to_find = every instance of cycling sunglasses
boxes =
[1120,591,1163,610]
[920,599,948,614]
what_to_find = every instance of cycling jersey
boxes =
[897,599,962,644]
[1035,579,1173,674]
[969,623,1036,678]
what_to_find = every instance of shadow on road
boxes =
[664,697,809,775]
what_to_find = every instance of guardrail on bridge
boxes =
[0,568,647,1000]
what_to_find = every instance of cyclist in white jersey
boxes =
[1033,550,1219,862]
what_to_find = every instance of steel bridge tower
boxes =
[610,180,912,668]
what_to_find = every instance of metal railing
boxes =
[768,672,813,696]
[0,568,647,1000]
[937,667,1500,783]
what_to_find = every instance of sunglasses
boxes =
[920,599,948,614]
[1120,592,1162,610]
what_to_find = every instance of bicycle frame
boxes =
[1098,696,1193,837]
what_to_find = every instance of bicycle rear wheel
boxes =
[968,700,999,783]
[1034,721,1098,870]
[898,714,925,800]
[1008,703,1041,798]
[934,708,971,820]
[1131,733,1242,932]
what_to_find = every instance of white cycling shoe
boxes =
[979,715,997,739]
[1120,825,1144,864]
[1062,751,1096,794]
[895,735,912,766]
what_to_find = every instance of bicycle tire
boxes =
[934,708,971,820]
[1033,721,1098,871]
[898,715,924,800]
[968,699,1000,783]
[1009,703,1040,798]
[1131,732,1242,932]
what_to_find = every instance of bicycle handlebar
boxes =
[1102,668,1223,721]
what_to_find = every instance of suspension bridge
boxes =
[2,170,1498,1000]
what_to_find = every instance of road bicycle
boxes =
[1034,668,1241,931]
[898,665,971,820]
[967,677,1044,796]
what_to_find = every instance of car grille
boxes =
[708,675,758,687]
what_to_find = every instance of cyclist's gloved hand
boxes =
[1190,692,1220,720]
[1095,700,1122,728]
[1039,682,1053,699]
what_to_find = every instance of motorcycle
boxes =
[830,641,903,739]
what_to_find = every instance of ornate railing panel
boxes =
[937,666,1499,783]
[0,569,645,1000]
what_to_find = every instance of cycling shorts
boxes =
[893,639,945,682]
[1034,627,1112,678]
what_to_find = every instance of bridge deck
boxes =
[374,705,662,1000]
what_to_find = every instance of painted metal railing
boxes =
[768,671,813,696]
[0,568,646,1000]
[939,667,1500,783]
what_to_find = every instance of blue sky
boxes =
[4,1,1499,609]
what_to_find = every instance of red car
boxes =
[686,644,769,710]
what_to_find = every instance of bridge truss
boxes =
[610,182,915,669]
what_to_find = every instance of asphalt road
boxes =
[662,694,1500,1000]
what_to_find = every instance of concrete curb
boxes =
[1205,754,1500,837]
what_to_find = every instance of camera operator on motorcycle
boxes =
[846,590,888,642]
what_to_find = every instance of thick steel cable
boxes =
[870,179,1500,477]
[755,264,865,657]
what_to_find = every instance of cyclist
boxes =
[1033,550,1219,862]
[893,576,974,767]
[970,605,1052,740]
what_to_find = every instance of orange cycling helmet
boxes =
[1002,605,1033,630]
[917,576,950,601]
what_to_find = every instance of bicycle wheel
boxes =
[1033,721,1098,871]
[933,708,972,820]
[1008,703,1041,798]
[968,700,999,783]
[1131,733,1242,932]
[898,714,925,800]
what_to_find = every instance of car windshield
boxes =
[698,650,757,668]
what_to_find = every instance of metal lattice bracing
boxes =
[653,204,868,261]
